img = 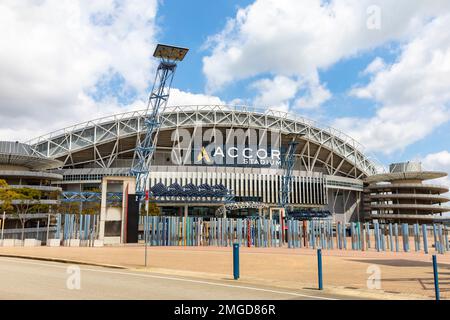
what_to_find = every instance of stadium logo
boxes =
[197,147,212,163]
[172,127,282,168]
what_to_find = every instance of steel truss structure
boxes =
[131,57,178,197]
[61,191,122,203]
[280,136,300,212]
[27,105,380,179]
[150,182,234,204]
[225,201,270,210]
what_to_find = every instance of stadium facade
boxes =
[24,105,387,223]
[0,141,62,233]
[364,162,450,223]
[22,105,448,222]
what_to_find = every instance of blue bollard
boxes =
[432,255,440,300]
[233,243,240,280]
[317,248,323,290]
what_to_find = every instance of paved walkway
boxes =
[0,257,346,300]
[1,245,449,299]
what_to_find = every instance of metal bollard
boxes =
[432,255,440,300]
[233,243,240,280]
[317,248,323,290]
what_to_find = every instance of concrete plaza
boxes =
[0,245,448,299]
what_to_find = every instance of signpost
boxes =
[145,189,149,267]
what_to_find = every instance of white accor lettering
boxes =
[271,149,280,160]
[228,147,238,158]
[256,148,267,159]
[213,146,224,158]
[243,148,252,159]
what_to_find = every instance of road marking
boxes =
[0,257,338,300]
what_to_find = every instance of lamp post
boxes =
[145,189,149,267]
[1,211,5,242]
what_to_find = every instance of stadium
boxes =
[25,104,381,223]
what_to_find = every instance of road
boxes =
[0,257,346,300]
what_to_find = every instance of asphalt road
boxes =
[0,257,344,300]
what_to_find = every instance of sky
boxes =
[0,0,450,187]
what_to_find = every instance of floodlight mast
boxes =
[280,134,302,216]
[131,44,189,198]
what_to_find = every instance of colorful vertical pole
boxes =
[388,223,393,252]
[438,224,444,254]
[422,224,429,254]
[432,255,440,301]
[381,225,386,251]
[433,224,438,252]
[394,223,399,252]
[337,222,342,250]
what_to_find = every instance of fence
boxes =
[142,216,450,254]
[0,213,98,247]
[1,213,448,253]
[57,214,98,246]
[1,227,57,243]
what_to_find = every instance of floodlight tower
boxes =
[280,134,302,215]
[131,44,189,198]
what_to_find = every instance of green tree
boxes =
[140,198,160,216]
[0,179,15,213]
[10,187,43,240]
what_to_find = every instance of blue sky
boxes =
[0,0,449,180]
[155,0,450,169]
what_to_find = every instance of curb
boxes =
[0,253,127,270]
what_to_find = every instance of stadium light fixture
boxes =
[153,44,189,61]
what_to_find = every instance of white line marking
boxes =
[0,257,337,300]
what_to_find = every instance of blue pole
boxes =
[394,223,399,252]
[414,224,420,252]
[433,224,438,252]
[432,255,440,300]
[445,225,449,252]
[337,223,341,249]
[438,224,444,254]
[389,223,393,252]
[423,224,429,254]
[343,224,347,250]
[375,224,379,251]
[317,248,323,290]
[233,243,240,280]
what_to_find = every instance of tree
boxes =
[0,179,15,213]
[10,187,43,240]
[140,198,160,216]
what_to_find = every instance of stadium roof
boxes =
[0,141,62,170]
[26,105,381,178]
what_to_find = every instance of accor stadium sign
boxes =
[171,127,282,168]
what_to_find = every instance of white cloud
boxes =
[337,14,450,153]
[202,0,450,110]
[250,71,331,110]
[167,88,225,107]
[362,57,386,75]
[251,76,300,110]
[294,75,332,109]
[0,0,158,141]
[421,151,450,193]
